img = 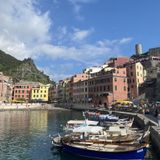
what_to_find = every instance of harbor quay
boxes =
[0,102,66,111]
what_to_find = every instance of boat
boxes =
[99,117,134,128]
[51,134,62,148]
[71,125,143,143]
[61,137,148,160]
[83,111,119,122]
[64,119,99,131]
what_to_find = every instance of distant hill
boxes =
[0,50,54,84]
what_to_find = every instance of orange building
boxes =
[71,73,89,103]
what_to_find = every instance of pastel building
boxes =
[73,79,88,103]
[71,73,89,103]
[126,62,146,99]
[107,57,129,67]
[88,67,128,106]
[31,84,50,102]
[12,81,35,101]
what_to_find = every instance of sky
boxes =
[0,0,160,82]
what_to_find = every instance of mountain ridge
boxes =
[0,50,54,84]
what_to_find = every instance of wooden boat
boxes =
[61,138,148,160]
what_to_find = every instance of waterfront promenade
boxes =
[0,103,66,111]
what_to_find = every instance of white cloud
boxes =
[72,28,94,41]
[97,38,132,47]
[0,0,132,81]
[68,0,97,20]
[119,37,132,44]
[0,0,51,59]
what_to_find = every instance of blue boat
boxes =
[61,139,147,160]
[83,111,119,122]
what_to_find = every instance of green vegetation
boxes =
[0,50,54,84]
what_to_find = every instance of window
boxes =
[115,85,117,91]
[114,78,117,82]
[124,86,126,91]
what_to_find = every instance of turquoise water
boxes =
[0,110,157,160]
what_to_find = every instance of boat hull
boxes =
[62,142,147,160]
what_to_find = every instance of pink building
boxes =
[88,67,128,106]
[107,57,129,67]
[12,81,40,101]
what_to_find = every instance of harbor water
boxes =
[0,110,157,160]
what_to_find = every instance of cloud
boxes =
[0,0,51,59]
[68,0,97,20]
[97,37,132,47]
[72,28,94,41]
[0,0,133,81]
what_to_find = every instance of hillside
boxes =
[0,50,54,84]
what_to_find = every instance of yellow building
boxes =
[31,84,50,102]
[126,62,146,99]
